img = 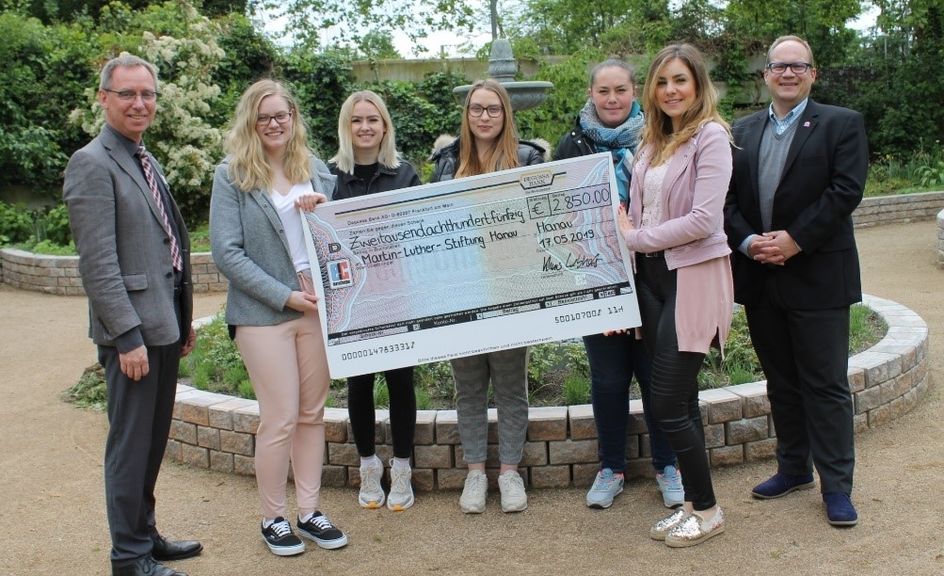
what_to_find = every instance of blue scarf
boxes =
[579,100,644,204]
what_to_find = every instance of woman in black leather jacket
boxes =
[429,79,542,515]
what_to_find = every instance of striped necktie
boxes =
[136,145,183,271]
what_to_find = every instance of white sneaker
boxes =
[498,470,527,513]
[459,470,487,514]
[387,460,415,511]
[358,456,385,509]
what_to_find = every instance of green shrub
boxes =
[34,204,72,246]
[179,312,249,396]
[563,372,591,405]
[0,201,34,244]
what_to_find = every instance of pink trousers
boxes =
[235,308,330,519]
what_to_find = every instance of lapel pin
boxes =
[803,121,811,128]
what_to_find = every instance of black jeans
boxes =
[636,255,715,511]
[582,332,676,473]
[347,367,416,459]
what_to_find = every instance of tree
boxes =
[359,31,401,60]
[251,0,475,52]
[7,0,247,22]
[70,1,225,223]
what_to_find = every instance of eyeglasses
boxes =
[468,105,504,118]
[256,111,293,125]
[765,62,813,75]
[102,89,160,102]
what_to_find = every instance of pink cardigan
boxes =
[624,121,734,354]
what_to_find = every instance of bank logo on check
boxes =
[327,259,352,288]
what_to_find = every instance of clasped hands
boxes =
[748,230,800,265]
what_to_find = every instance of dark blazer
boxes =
[724,99,868,310]
[64,124,192,347]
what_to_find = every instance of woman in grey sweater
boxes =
[210,79,346,557]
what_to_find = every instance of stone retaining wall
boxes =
[852,190,944,228]
[166,294,929,490]
[3,192,943,294]
[937,209,944,269]
[0,249,227,296]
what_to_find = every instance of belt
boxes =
[642,251,664,258]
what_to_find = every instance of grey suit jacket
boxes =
[210,155,335,326]
[63,124,193,347]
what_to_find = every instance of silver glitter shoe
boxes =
[649,507,690,541]
[665,507,725,548]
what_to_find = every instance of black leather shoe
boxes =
[112,555,188,576]
[151,534,203,561]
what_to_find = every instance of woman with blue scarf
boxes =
[554,59,683,510]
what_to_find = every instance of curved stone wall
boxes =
[0,249,227,295]
[166,294,929,490]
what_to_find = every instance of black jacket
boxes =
[329,161,421,200]
[553,116,596,161]
[429,137,545,183]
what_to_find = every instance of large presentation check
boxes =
[303,152,641,378]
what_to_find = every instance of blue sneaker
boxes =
[823,492,858,526]
[586,468,624,509]
[751,472,816,499]
[656,465,685,508]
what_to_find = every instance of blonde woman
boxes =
[210,79,347,556]
[329,90,421,511]
[617,44,734,547]
[429,79,544,513]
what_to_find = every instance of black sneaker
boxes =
[261,516,305,556]
[296,512,348,550]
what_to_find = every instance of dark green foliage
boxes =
[0,12,88,192]
[0,200,34,244]
[212,12,279,126]
[815,2,944,161]
[34,203,72,245]
[279,50,355,155]
[360,72,467,168]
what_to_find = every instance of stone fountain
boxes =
[453,38,553,111]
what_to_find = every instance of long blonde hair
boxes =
[330,90,402,173]
[640,44,730,166]
[455,79,520,178]
[224,79,313,191]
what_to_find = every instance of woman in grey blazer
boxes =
[210,80,347,557]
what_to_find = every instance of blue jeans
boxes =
[583,332,676,473]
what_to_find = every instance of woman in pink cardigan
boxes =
[617,43,734,548]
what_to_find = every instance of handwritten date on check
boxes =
[302,153,640,378]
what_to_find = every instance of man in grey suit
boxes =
[64,54,202,576]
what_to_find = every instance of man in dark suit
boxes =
[724,35,868,527]
[64,54,202,576]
